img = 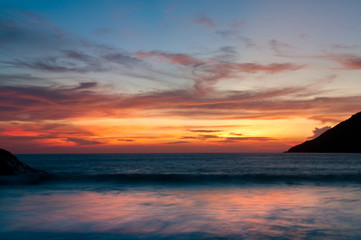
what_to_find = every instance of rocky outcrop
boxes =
[287,112,361,153]
[0,148,39,175]
[0,148,49,183]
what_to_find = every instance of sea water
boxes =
[1,153,361,239]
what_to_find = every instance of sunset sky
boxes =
[1,0,361,153]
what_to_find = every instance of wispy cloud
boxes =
[75,82,98,89]
[118,139,135,142]
[269,39,295,55]
[0,10,141,75]
[7,56,105,73]
[230,21,245,29]
[193,16,216,28]
[0,73,44,85]
[221,137,275,143]
[166,141,189,144]
[66,137,101,145]
[188,129,221,133]
[177,134,276,143]
[135,49,303,92]
[216,30,256,48]
[336,55,361,69]
[199,134,221,139]
[329,44,358,50]
[0,121,100,147]
[1,82,360,124]
[135,51,204,66]
[193,62,303,92]
[4,48,141,73]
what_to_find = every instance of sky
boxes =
[1,0,361,153]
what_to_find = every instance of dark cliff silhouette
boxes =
[0,148,49,183]
[287,111,361,153]
[0,148,38,175]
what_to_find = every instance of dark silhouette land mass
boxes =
[0,148,50,184]
[0,148,43,175]
[287,111,361,153]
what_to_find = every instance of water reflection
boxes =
[1,185,361,239]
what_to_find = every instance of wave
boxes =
[54,173,361,184]
[2,172,361,185]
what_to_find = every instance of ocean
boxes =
[1,153,361,239]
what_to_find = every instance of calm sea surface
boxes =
[1,153,361,239]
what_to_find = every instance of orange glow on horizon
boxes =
[0,114,329,153]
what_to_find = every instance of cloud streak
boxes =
[1,83,361,123]
[136,50,303,92]
[135,51,204,66]
[193,16,216,28]
[337,55,361,69]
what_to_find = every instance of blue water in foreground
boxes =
[1,153,361,239]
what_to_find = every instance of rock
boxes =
[0,148,50,183]
[0,148,38,175]
[287,111,361,153]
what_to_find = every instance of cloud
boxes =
[0,10,140,74]
[193,16,216,28]
[188,129,221,133]
[0,121,100,148]
[240,36,257,48]
[230,132,243,136]
[216,30,234,39]
[0,122,93,136]
[232,62,302,73]
[338,55,361,69]
[135,51,204,66]
[0,73,44,85]
[0,10,67,49]
[1,82,361,123]
[193,62,303,92]
[66,137,101,145]
[230,21,245,29]
[321,53,361,70]
[221,137,276,143]
[218,46,238,55]
[118,139,135,142]
[199,134,221,139]
[269,39,295,55]
[309,115,341,124]
[5,49,141,73]
[177,134,275,143]
[216,30,256,48]
[8,55,106,73]
[330,44,358,50]
[133,49,303,92]
[307,126,331,139]
[180,136,199,140]
[75,82,98,89]
[102,52,141,65]
[0,84,116,121]
[166,141,189,144]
